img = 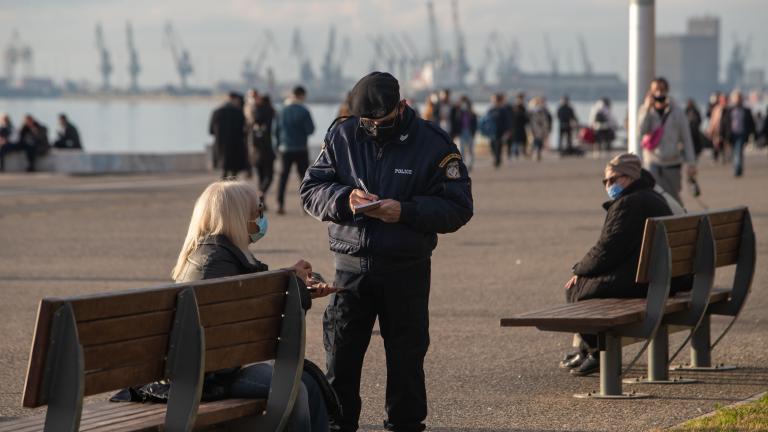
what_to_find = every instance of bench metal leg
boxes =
[670,315,736,371]
[574,333,649,399]
[42,303,84,432]
[624,325,696,385]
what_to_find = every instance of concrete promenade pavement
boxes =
[0,151,766,431]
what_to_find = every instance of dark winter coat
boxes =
[19,122,50,155]
[569,170,672,301]
[557,104,577,131]
[509,103,529,143]
[209,103,249,172]
[450,108,478,138]
[720,105,756,142]
[53,123,82,150]
[251,104,276,164]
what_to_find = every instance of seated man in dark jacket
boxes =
[562,153,672,376]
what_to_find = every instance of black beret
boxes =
[349,72,400,118]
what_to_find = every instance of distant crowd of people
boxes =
[0,113,82,172]
[209,86,314,215]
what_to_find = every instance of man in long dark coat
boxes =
[209,92,250,179]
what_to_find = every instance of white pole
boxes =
[628,0,655,158]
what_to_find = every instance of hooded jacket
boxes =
[300,105,473,263]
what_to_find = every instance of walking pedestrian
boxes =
[684,99,703,159]
[277,85,315,214]
[209,92,251,179]
[480,93,510,169]
[557,95,578,155]
[251,95,277,208]
[638,77,697,202]
[721,90,756,177]
[589,97,617,155]
[528,96,552,162]
[452,95,477,171]
[707,93,728,163]
[509,92,528,159]
[300,72,473,432]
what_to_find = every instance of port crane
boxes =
[95,23,113,90]
[163,22,193,90]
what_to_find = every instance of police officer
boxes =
[300,72,473,432]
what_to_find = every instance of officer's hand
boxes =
[290,259,312,282]
[366,199,401,223]
[564,275,578,290]
[349,189,379,213]
[686,165,697,179]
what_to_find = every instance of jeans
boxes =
[458,129,474,171]
[229,363,329,432]
[732,134,747,177]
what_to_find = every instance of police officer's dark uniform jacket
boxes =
[300,102,472,432]
[301,105,473,261]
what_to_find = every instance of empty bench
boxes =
[500,207,755,399]
[0,270,306,432]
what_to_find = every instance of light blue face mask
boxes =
[249,215,268,243]
[607,184,624,200]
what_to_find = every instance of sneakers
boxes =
[570,353,600,376]
[559,351,587,369]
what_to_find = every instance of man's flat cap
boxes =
[349,72,400,118]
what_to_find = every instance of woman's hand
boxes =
[564,275,578,290]
[308,282,339,298]
[291,259,312,283]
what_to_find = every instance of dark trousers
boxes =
[324,260,431,432]
[277,150,309,208]
[0,142,36,171]
[490,138,502,168]
[255,158,275,194]
[559,128,572,152]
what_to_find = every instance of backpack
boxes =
[479,112,497,138]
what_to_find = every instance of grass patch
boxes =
[671,393,768,431]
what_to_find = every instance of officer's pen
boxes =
[357,178,371,195]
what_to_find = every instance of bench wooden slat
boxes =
[671,244,695,263]
[80,404,169,432]
[205,340,279,372]
[72,290,179,322]
[709,209,744,226]
[668,229,698,247]
[716,250,739,267]
[199,293,286,328]
[671,260,694,277]
[205,316,282,350]
[78,311,175,347]
[713,222,742,241]
[84,360,165,397]
[193,273,288,305]
[716,236,741,254]
[83,335,168,372]
[657,216,700,233]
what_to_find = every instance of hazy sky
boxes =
[1,0,766,89]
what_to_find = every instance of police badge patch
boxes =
[446,160,461,179]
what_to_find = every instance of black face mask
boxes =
[360,104,402,142]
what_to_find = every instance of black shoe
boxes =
[559,352,587,369]
[570,353,600,376]
[277,207,285,215]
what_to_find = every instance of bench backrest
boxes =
[707,207,755,316]
[22,270,304,431]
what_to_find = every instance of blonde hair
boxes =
[171,180,259,280]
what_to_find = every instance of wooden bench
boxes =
[0,270,306,432]
[500,211,720,399]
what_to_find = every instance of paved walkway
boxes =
[1,152,766,431]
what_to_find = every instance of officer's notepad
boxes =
[353,200,382,213]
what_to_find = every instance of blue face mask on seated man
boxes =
[249,216,268,243]
[607,184,624,200]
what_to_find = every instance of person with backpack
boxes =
[637,77,696,203]
[588,97,618,156]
